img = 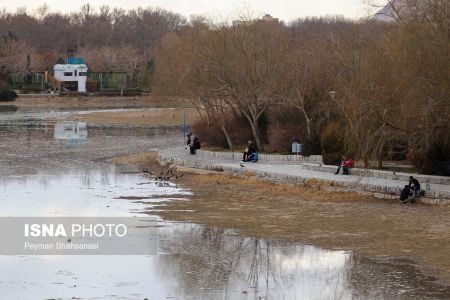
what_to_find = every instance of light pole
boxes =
[41,73,44,94]
[328,90,336,101]
[183,108,187,139]
[100,73,103,92]
[327,91,337,121]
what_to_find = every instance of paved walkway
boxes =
[158,147,450,203]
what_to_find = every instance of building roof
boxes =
[54,64,88,71]
[372,0,412,22]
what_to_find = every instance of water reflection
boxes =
[0,167,190,217]
[0,119,181,177]
[157,225,352,299]
[0,104,17,112]
[1,218,447,299]
[0,169,352,299]
[54,121,88,141]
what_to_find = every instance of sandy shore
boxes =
[113,152,450,285]
[62,107,200,126]
[2,95,201,126]
[1,95,186,110]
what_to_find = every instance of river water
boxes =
[0,108,449,300]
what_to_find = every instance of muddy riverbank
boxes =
[62,107,200,126]
[0,95,186,110]
[1,106,449,299]
[116,152,450,288]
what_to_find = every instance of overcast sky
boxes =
[0,0,386,21]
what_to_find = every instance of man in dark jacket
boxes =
[186,132,192,146]
[189,136,200,154]
[409,176,421,195]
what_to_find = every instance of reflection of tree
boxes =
[348,255,450,299]
[156,224,352,299]
[201,227,224,247]
[247,239,279,293]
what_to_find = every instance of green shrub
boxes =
[407,141,450,176]
[320,123,344,165]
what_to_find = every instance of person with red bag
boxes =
[334,155,355,175]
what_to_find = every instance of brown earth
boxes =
[4,95,202,126]
[113,152,450,285]
[63,107,200,126]
[1,95,186,110]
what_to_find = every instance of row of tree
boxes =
[153,0,449,174]
[0,4,185,74]
[0,1,448,173]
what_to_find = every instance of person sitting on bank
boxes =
[189,136,201,155]
[409,176,421,195]
[242,140,256,162]
[186,132,193,147]
[334,155,347,174]
[243,151,258,162]
[334,155,354,175]
[241,151,258,167]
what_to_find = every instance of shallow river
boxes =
[0,109,448,300]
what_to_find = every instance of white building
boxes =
[53,63,88,92]
[372,0,412,22]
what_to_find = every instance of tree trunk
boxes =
[231,101,264,151]
[220,123,234,150]
[305,117,311,142]
[363,155,369,169]
[297,106,311,142]
[249,119,263,151]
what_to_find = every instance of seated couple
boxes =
[400,176,424,202]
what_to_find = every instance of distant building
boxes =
[232,14,279,26]
[232,19,254,26]
[53,57,88,92]
[261,14,279,23]
[372,0,413,22]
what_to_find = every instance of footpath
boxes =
[158,146,450,204]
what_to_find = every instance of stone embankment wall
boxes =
[158,148,450,204]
